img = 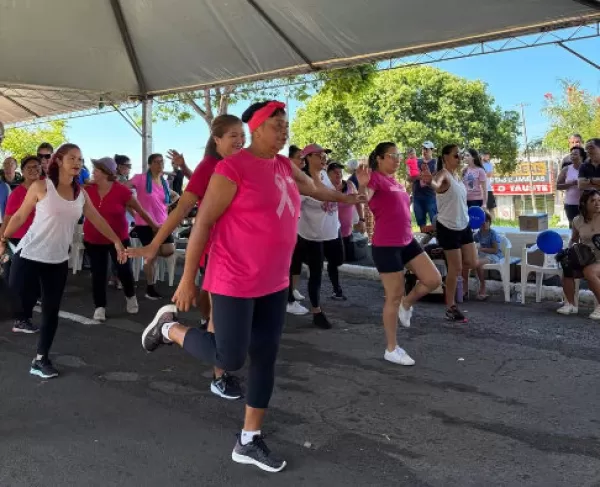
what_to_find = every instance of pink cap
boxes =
[300,144,332,159]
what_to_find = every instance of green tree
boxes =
[292,66,520,174]
[542,81,600,150]
[1,120,67,161]
[148,65,376,129]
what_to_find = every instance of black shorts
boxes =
[131,225,174,246]
[371,239,424,274]
[436,221,474,251]
[487,191,497,210]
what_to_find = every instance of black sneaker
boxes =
[313,312,332,329]
[210,372,243,400]
[330,290,347,301]
[231,434,286,473]
[12,319,39,334]
[446,305,467,323]
[30,357,59,379]
[141,305,178,352]
[145,286,162,300]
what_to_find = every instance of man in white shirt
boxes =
[481,150,496,216]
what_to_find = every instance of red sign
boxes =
[491,183,553,195]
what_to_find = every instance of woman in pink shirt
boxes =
[461,149,487,208]
[359,142,441,366]
[84,157,158,322]
[129,114,246,401]
[140,100,364,473]
[129,154,179,299]
[0,155,42,333]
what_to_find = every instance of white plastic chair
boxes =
[130,237,144,281]
[468,233,513,302]
[520,244,563,304]
[69,225,85,274]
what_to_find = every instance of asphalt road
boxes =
[2,271,600,487]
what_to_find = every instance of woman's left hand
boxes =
[114,242,128,264]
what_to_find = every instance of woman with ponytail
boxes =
[128,114,245,401]
[427,144,477,323]
[129,153,179,300]
[358,142,441,366]
[0,144,127,379]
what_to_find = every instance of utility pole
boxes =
[517,102,538,213]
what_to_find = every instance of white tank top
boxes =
[298,170,340,241]
[436,170,469,231]
[17,178,85,263]
[564,164,581,206]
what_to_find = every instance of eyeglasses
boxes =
[37,153,52,159]
[386,153,401,159]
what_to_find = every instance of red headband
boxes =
[247,101,286,133]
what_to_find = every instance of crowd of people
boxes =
[2,112,599,473]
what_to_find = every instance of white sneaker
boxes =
[93,307,106,322]
[556,303,578,315]
[126,296,139,314]
[589,306,600,320]
[384,346,415,366]
[398,301,413,328]
[293,289,305,301]
[286,301,309,315]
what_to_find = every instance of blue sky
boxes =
[66,36,599,174]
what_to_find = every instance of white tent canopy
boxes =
[1,0,599,124]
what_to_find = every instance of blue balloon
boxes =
[536,230,563,255]
[468,206,486,230]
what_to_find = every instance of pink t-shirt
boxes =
[84,182,132,244]
[367,171,412,247]
[203,149,301,298]
[463,166,487,201]
[186,155,220,267]
[129,173,169,226]
[337,181,357,238]
[5,185,34,239]
[405,157,420,178]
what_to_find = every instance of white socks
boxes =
[241,430,261,445]
[161,323,175,342]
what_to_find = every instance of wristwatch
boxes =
[359,218,365,223]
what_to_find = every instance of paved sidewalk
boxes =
[2,273,600,486]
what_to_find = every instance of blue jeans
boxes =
[413,197,437,227]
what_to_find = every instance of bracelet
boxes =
[359,218,365,222]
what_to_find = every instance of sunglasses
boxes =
[37,153,52,159]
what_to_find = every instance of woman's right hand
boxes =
[126,244,158,261]
[0,240,6,262]
[172,277,197,312]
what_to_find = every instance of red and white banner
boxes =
[491,183,553,195]
[490,161,553,195]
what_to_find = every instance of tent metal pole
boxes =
[141,97,153,171]
[557,42,600,70]
[1,94,40,118]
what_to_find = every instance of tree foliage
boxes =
[542,80,600,150]
[147,65,377,129]
[292,66,520,174]
[0,120,67,161]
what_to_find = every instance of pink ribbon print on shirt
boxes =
[275,174,296,218]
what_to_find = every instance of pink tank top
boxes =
[203,149,301,298]
[564,164,581,206]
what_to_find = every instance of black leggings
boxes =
[9,253,68,357]
[290,235,345,308]
[182,289,287,409]
[84,239,135,307]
